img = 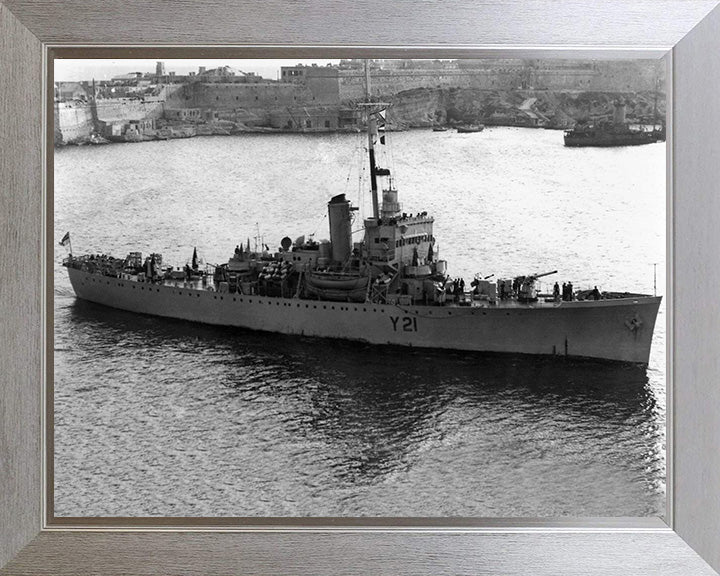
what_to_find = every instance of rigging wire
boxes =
[385,112,399,191]
[358,129,367,223]
[310,212,327,238]
[341,132,357,196]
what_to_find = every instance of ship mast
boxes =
[365,60,380,220]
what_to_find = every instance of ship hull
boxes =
[564,132,662,147]
[67,267,661,364]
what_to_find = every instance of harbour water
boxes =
[54,128,666,517]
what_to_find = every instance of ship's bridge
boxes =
[362,206,435,266]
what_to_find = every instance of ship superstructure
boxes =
[62,65,662,364]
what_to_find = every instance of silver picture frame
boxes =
[2,1,720,574]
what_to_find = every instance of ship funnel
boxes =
[613,99,626,125]
[328,194,354,264]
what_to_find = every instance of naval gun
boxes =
[516,270,558,303]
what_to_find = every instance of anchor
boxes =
[625,312,643,335]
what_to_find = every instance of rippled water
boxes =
[54,128,666,517]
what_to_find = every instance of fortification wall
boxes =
[94,97,165,122]
[184,82,314,111]
[337,69,522,101]
[55,102,94,144]
[336,62,662,101]
[55,85,184,144]
[589,61,660,91]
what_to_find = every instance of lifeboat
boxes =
[305,272,369,302]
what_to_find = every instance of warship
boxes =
[62,68,661,365]
[564,99,664,148]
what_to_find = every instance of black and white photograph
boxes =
[53,56,666,518]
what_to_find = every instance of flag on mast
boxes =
[59,231,73,255]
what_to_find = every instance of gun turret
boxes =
[515,270,557,303]
[526,270,558,280]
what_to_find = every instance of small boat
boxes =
[305,271,369,302]
[456,124,485,133]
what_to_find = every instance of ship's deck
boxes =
[152,275,652,310]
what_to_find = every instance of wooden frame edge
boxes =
[2,1,720,574]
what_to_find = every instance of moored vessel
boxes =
[564,99,664,147]
[456,124,485,133]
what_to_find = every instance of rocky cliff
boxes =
[386,87,665,130]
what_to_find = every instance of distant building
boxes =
[281,63,338,83]
[99,118,155,139]
[165,108,202,122]
[197,66,263,84]
[156,61,166,76]
[280,65,307,82]
[269,106,340,131]
[111,72,144,82]
[201,65,237,77]
[55,81,90,101]
[280,65,341,103]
